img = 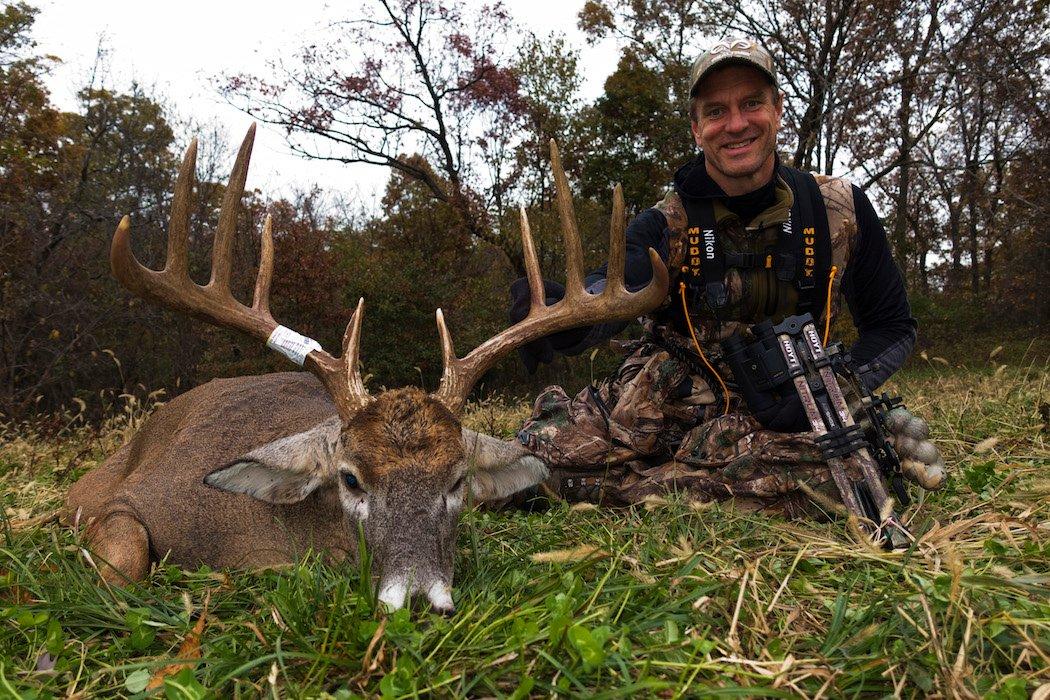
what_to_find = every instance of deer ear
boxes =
[462,428,549,502]
[205,417,342,504]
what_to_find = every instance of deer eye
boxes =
[450,476,465,493]
[342,472,361,491]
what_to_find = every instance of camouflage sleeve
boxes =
[653,189,687,274]
[653,189,687,232]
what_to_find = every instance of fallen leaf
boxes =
[920,350,929,361]
[361,617,387,674]
[974,437,999,454]
[1032,683,1050,700]
[146,592,210,690]
[994,364,1008,378]
[35,652,55,673]
[569,502,598,512]
[530,545,609,563]
[270,606,287,631]
[932,356,949,366]
[988,345,1003,361]
[486,651,519,668]
[125,669,150,694]
[8,510,60,532]
[1,584,30,605]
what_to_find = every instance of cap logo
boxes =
[690,37,776,98]
[710,39,756,55]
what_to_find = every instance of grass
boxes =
[0,341,1047,699]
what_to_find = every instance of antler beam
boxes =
[111,125,372,421]
[432,139,669,414]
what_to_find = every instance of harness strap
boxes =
[678,202,727,314]
[777,167,833,315]
[725,251,775,269]
[676,166,834,318]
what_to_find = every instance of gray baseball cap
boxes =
[689,37,777,97]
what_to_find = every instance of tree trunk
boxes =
[982,244,993,293]
[892,77,914,284]
[793,81,824,170]
[948,211,962,288]
[966,195,980,297]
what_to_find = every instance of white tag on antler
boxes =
[266,325,322,366]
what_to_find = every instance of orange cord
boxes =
[679,282,731,415]
[822,265,838,346]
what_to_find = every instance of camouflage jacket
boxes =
[568,156,916,390]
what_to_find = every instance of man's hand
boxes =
[752,391,810,433]
[508,278,589,374]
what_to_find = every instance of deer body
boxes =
[65,125,668,612]
[68,373,352,571]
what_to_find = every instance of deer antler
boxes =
[432,139,669,414]
[111,125,372,422]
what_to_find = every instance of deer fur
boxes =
[64,372,547,612]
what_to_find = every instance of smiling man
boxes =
[690,51,782,196]
[509,38,946,513]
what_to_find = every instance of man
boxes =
[509,38,945,512]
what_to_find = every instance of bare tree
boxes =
[914,0,1048,295]
[725,0,900,172]
[221,0,529,272]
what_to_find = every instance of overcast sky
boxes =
[30,0,623,208]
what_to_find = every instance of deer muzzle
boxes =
[377,573,454,614]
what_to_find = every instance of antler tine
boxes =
[431,148,669,415]
[309,297,372,419]
[436,308,456,370]
[549,139,586,301]
[434,308,467,412]
[113,124,374,424]
[164,139,196,276]
[252,214,274,315]
[210,123,256,291]
[606,184,626,293]
[341,298,369,408]
[111,215,139,285]
[518,205,545,315]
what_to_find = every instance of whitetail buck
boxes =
[64,125,668,612]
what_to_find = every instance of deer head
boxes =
[110,124,668,612]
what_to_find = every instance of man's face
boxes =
[690,64,783,195]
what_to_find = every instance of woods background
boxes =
[1,0,1047,423]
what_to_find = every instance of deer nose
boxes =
[377,576,409,611]
[376,576,455,615]
[425,581,454,615]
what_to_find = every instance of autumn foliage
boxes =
[1,0,1047,421]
